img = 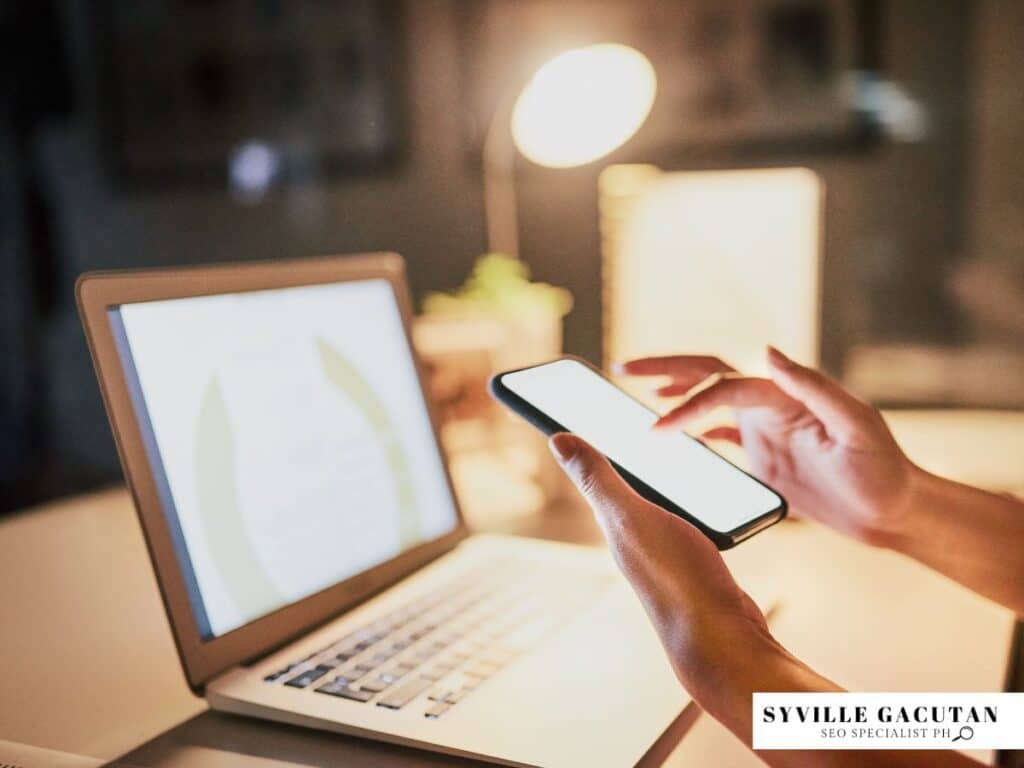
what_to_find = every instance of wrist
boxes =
[682,623,816,730]
[869,463,938,553]
[687,626,841,741]
[852,459,930,550]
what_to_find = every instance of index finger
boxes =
[654,376,804,431]
[615,355,734,380]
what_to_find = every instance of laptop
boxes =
[76,253,690,767]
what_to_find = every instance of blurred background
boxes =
[2,0,1023,515]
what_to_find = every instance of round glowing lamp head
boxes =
[510,43,656,169]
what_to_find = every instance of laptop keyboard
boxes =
[263,556,610,719]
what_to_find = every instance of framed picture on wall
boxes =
[95,0,407,185]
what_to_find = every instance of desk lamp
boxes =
[483,43,657,257]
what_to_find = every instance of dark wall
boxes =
[0,0,1007,512]
[969,2,1024,263]
[4,0,491,509]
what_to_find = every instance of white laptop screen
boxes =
[107,278,459,639]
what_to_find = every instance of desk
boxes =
[1,411,1020,766]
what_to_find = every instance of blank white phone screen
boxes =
[501,359,781,533]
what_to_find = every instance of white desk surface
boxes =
[0,410,1020,766]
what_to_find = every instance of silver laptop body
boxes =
[77,254,687,767]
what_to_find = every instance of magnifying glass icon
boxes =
[952,726,974,742]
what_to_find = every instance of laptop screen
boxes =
[107,278,459,639]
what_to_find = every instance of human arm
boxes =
[618,347,1024,615]
[888,470,1024,615]
[549,432,982,767]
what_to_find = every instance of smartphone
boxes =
[489,356,786,549]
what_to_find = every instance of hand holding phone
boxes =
[489,357,786,548]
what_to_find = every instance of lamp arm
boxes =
[482,92,519,258]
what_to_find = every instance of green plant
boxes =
[423,254,573,319]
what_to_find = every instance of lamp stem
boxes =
[482,93,519,258]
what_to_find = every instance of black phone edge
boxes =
[488,356,787,551]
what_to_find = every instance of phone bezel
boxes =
[489,355,787,549]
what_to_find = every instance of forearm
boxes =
[695,632,982,768]
[884,468,1024,615]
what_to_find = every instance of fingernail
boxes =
[766,345,794,369]
[549,433,578,464]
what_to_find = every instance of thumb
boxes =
[766,346,873,444]
[548,433,646,536]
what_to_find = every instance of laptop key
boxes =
[358,676,392,694]
[340,665,373,681]
[264,665,295,683]
[377,676,433,709]
[424,701,452,719]
[420,667,449,682]
[316,680,374,702]
[284,664,332,688]
[378,669,405,684]
[465,662,500,679]
[445,688,470,704]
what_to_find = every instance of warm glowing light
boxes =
[511,44,656,169]
[602,165,823,390]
